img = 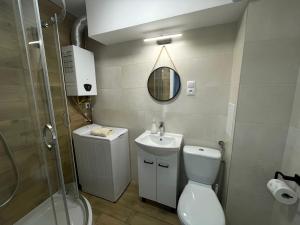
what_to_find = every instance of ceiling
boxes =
[87,0,248,45]
[50,0,86,17]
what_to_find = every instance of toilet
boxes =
[177,146,225,225]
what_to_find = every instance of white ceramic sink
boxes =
[135,131,183,155]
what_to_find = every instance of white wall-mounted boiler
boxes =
[62,45,97,96]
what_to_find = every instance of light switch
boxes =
[187,80,196,96]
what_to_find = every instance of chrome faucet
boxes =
[159,121,165,136]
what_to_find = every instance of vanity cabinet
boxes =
[138,150,157,202]
[137,149,179,208]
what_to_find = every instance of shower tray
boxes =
[14,193,92,225]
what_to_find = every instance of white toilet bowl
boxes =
[177,146,225,225]
[177,181,225,225]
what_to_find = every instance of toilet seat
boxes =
[177,181,225,225]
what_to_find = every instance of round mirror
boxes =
[147,67,181,101]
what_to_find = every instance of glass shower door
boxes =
[0,0,70,224]
[41,11,80,200]
[39,2,89,223]
[19,0,72,224]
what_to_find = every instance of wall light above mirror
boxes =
[144,34,183,42]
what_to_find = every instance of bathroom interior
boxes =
[0,0,300,225]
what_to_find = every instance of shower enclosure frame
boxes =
[31,0,71,223]
[52,12,91,223]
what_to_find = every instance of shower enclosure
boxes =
[0,0,91,224]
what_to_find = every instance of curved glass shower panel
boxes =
[0,0,89,224]
[0,0,71,224]
[0,0,61,224]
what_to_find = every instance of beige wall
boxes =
[271,68,300,225]
[87,24,237,186]
[222,7,247,206]
[225,0,300,225]
[86,1,300,224]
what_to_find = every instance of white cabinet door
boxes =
[156,153,178,208]
[138,150,156,201]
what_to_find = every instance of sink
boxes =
[135,130,183,155]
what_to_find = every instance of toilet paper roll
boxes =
[267,179,298,205]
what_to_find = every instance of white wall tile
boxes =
[176,53,233,87]
[246,0,300,42]
[271,71,300,225]
[226,122,288,225]
[240,39,300,85]
[236,85,295,126]
[281,127,300,175]
[121,88,146,111]
[289,71,300,128]
[226,1,300,224]
[121,62,152,88]
[93,89,123,111]
[95,66,122,89]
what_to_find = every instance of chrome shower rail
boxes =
[0,132,20,208]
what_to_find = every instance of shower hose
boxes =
[0,132,20,208]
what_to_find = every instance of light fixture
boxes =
[144,33,183,44]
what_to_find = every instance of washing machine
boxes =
[73,124,131,202]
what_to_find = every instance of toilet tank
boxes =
[183,146,221,185]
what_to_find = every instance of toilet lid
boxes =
[178,182,225,225]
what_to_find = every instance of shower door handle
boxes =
[28,40,41,48]
[43,124,57,150]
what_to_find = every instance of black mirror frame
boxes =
[147,66,181,102]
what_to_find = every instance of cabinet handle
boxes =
[144,160,154,165]
[117,133,126,138]
[158,163,169,168]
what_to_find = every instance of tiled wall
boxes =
[271,68,300,225]
[87,24,237,185]
[225,0,300,225]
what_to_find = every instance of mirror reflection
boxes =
[147,67,181,101]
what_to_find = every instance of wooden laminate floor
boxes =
[82,183,181,225]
